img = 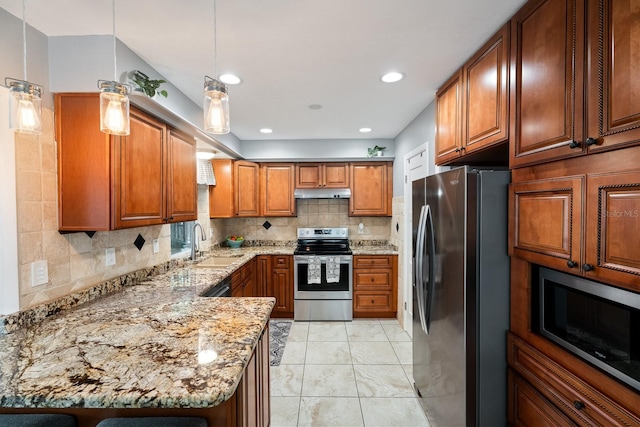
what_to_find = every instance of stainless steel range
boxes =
[293,227,353,321]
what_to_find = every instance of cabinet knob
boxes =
[566,260,578,268]
[582,263,594,272]
[568,140,581,149]
[573,400,585,410]
[585,137,599,146]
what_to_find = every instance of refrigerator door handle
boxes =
[416,205,431,335]
[423,204,436,335]
[415,205,427,333]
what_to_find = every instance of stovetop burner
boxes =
[295,227,352,255]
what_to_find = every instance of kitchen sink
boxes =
[194,257,240,268]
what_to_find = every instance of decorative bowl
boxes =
[226,238,244,249]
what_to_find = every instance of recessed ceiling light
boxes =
[219,74,242,85]
[380,72,405,83]
[359,127,372,133]
[260,128,273,134]
[308,104,323,110]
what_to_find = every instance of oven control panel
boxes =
[297,227,348,238]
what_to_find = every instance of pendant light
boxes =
[203,0,230,134]
[5,0,43,135]
[99,0,130,136]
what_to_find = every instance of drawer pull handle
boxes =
[566,260,577,268]
[582,263,594,272]
[573,400,585,410]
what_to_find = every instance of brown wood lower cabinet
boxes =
[236,325,270,427]
[232,259,256,297]
[257,255,294,318]
[353,255,397,318]
[508,333,640,426]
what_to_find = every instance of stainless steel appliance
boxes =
[294,227,353,321]
[412,167,510,426]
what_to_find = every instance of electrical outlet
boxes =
[209,228,214,239]
[105,247,116,266]
[153,239,160,254]
[30,260,48,287]
[358,222,365,234]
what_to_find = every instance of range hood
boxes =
[294,188,351,199]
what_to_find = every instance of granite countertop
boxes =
[0,253,275,410]
[0,244,396,410]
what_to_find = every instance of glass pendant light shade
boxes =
[6,78,42,134]
[204,76,230,134]
[99,80,130,136]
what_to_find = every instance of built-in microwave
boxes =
[536,267,640,391]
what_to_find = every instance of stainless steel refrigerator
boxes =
[412,166,510,427]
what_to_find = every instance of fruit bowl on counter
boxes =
[226,236,244,249]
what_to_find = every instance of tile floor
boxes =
[270,319,431,427]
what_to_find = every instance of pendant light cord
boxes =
[213,0,217,78]
[112,0,117,81]
[22,0,27,81]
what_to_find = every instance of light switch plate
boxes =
[30,260,48,287]
[153,239,160,254]
[105,247,116,266]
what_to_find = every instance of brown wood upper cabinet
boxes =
[436,24,509,165]
[56,93,197,231]
[209,159,260,218]
[261,163,296,217]
[510,0,640,167]
[349,162,392,216]
[296,162,349,188]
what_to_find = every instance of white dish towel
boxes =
[326,257,341,283]
[307,256,321,284]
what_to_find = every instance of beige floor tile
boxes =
[350,341,401,365]
[298,397,364,427]
[307,322,347,342]
[280,341,307,365]
[305,341,351,364]
[402,364,414,383]
[382,323,412,342]
[360,397,431,427]
[346,323,389,342]
[301,364,358,397]
[288,322,310,342]
[270,396,300,427]
[351,318,381,324]
[354,365,415,397]
[271,365,305,397]
[391,341,412,365]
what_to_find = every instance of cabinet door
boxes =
[323,163,349,187]
[261,163,296,216]
[235,160,260,216]
[269,256,293,318]
[435,70,463,165]
[509,176,584,273]
[585,171,640,291]
[510,0,586,167]
[256,255,271,298]
[112,109,167,229]
[349,162,391,216]
[586,0,640,153]
[166,129,197,223]
[209,159,234,218]
[296,163,322,188]
[464,24,510,154]
[55,93,111,231]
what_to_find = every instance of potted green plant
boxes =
[367,145,387,157]
[131,70,168,98]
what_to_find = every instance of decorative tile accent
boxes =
[85,231,96,238]
[396,222,399,232]
[133,234,146,251]
[263,220,272,230]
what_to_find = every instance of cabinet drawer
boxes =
[354,270,392,290]
[354,255,393,268]
[272,256,290,269]
[508,334,640,426]
[354,293,392,311]
[509,370,576,426]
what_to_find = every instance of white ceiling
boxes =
[0,0,526,141]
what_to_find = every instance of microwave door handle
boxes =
[416,205,429,335]
[423,204,436,335]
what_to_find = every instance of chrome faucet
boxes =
[191,221,207,260]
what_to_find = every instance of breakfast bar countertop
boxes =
[0,256,275,410]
